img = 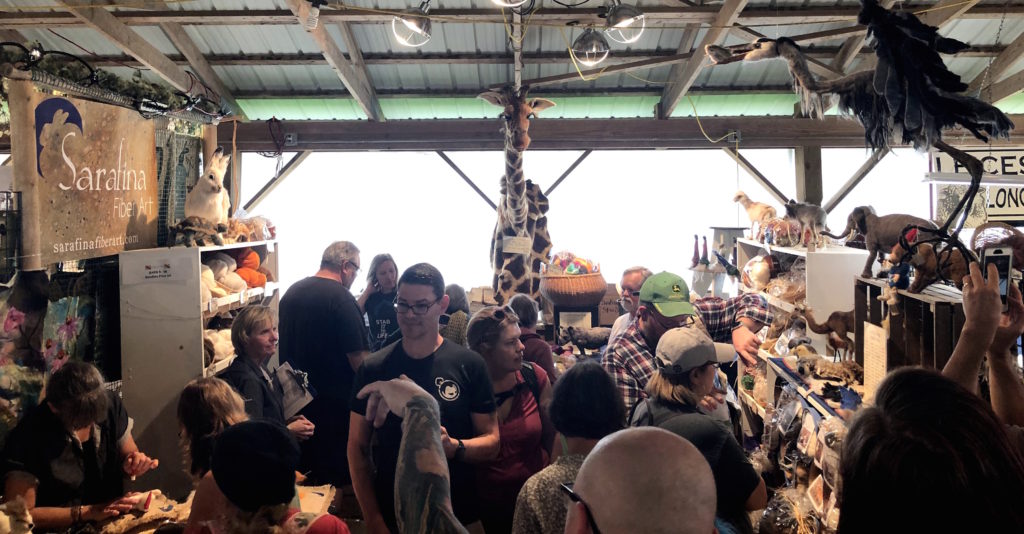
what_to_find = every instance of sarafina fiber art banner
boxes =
[7,79,157,268]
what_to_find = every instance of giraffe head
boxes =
[478,86,556,152]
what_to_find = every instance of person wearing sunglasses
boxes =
[349,263,499,534]
[608,266,654,348]
[565,427,718,534]
[630,327,767,534]
[602,271,699,419]
[467,305,554,534]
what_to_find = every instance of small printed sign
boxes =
[502,236,533,255]
[122,257,193,286]
[930,148,1024,226]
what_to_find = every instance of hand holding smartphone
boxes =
[982,247,1011,312]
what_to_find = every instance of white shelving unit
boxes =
[119,240,279,497]
[736,238,867,353]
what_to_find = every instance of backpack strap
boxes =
[629,398,655,427]
[520,361,542,406]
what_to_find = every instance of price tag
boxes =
[502,236,533,255]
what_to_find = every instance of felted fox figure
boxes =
[185,147,231,224]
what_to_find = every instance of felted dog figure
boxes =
[783,200,829,247]
[185,147,231,225]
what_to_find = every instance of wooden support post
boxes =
[243,151,311,211]
[202,124,218,163]
[723,146,789,205]
[795,146,823,205]
[436,151,497,211]
[823,148,888,213]
[545,150,593,196]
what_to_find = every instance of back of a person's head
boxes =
[213,420,300,519]
[178,377,248,477]
[574,427,715,534]
[445,284,469,315]
[398,263,445,300]
[839,367,1024,533]
[46,361,108,430]
[507,293,539,329]
[551,362,624,440]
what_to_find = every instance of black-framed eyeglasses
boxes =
[560,483,601,534]
[346,260,361,273]
[394,297,441,315]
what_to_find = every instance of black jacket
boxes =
[221,356,286,424]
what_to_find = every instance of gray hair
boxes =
[321,241,359,272]
[622,266,654,282]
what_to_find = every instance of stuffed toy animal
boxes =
[204,329,234,366]
[893,241,968,293]
[185,147,231,225]
[878,250,911,314]
[734,191,777,239]
[0,497,32,534]
[168,216,226,247]
[221,218,254,244]
[228,248,267,288]
[203,254,247,295]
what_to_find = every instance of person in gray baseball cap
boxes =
[631,327,767,534]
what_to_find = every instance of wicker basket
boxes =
[540,272,608,307]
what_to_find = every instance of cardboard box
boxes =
[598,283,621,326]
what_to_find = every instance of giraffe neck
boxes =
[503,133,528,235]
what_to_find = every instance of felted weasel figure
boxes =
[185,146,231,225]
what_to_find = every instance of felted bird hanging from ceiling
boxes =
[705,0,1014,262]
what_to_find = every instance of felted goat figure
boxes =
[706,0,1013,263]
[185,147,231,225]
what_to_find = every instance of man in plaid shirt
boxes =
[602,271,772,418]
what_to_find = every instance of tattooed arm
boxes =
[356,376,468,534]
[396,395,468,534]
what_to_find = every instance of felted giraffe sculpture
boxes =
[478,87,556,305]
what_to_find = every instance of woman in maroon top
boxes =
[468,306,554,534]
[508,293,558,381]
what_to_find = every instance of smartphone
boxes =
[982,247,1012,311]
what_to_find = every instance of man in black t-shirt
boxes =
[348,263,498,534]
[279,240,370,488]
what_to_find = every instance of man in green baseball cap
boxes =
[640,272,696,318]
[603,271,698,417]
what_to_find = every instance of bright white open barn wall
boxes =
[241,148,930,296]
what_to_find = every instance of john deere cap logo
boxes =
[672,284,682,293]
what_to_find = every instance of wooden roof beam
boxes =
[988,68,1024,102]
[657,0,749,119]
[285,0,383,121]
[211,115,1024,152]
[156,19,245,119]
[969,29,1024,95]
[60,0,192,92]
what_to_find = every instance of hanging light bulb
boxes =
[571,28,610,67]
[604,1,645,44]
[304,0,326,31]
[392,0,432,47]
[490,0,529,7]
